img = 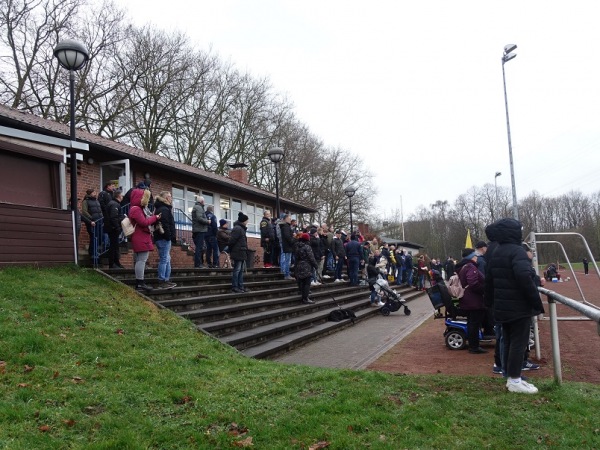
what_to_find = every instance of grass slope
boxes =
[0,266,598,449]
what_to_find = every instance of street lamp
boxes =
[494,171,502,205]
[344,185,356,234]
[267,147,285,218]
[54,39,89,264]
[502,43,519,220]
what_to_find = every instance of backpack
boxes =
[328,308,357,323]
[447,274,465,299]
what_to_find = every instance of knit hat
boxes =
[219,219,227,226]
[298,233,310,241]
[462,248,476,259]
[238,212,249,222]
[475,241,488,249]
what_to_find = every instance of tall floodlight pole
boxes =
[344,186,356,234]
[502,44,519,220]
[268,147,285,218]
[54,39,89,264]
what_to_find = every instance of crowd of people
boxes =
[81,187,545,394]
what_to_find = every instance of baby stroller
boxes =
[426,270,493,350]
[373,274,411,316]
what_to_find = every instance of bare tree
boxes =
[0,0,81,113]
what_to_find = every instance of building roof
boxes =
[379,238,425,249]
[0,104,316,213]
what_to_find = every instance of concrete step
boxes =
[237,290,424,359]
[99,266,423,360]
[192,288,370,333]
[160,283,359,313]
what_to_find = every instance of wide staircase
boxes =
[103,267,424,359]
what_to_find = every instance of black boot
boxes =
[135,280,153,292]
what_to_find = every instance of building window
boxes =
[246,203,270,234]
[202,191,214,208]
[220,197,231,227]
[232,199,242,227]
[172,184,200,216]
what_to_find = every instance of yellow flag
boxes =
[465,229,473,248]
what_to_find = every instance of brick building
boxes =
[0,104,315,267]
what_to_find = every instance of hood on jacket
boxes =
[455,257,475,273]
[154,194,172,208]
[129,188,150,208]
[485,218,522,245]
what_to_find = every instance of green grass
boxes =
[1,266,599,449]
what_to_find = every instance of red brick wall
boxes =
[112,236,262,269]
[73,161,264,267]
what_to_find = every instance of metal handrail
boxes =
[538,286,600,384]
[173,207,194,249]
[89,205,193,267]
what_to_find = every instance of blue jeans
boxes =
[280,252,292,277]
[156,239,172,282]
[405,267,413,286]
[193,232,205,267]
[398,266,404,284]
[232,259,245,289]
[418,274,425,289]
[348,257,360,285]
[205,235,219,267]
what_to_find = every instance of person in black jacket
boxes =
[204,205,219,268]
[104,191,125,269]
[81,188,104,259]
[294,233,318,304]
[153,191,177,289]
[229,212,250,293]
[309,227,324,285]
[484,218,544,394]
[105,191,124,269]
[279,215,295,280]
[260,210,275,268]
[331,230,346,282]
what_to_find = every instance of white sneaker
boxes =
[310,281,318,286]
[506,379,538,394]
[322,275,331,279]
[334,279,343,283]
[377,301,385,306]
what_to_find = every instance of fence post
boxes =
[547,295,563,384]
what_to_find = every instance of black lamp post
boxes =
[344,185,356,234]
[268,147,285,218]
[54,39,89,263]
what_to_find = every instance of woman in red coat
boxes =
[128,188,161,292]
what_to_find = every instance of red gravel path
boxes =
[368,269,600,384]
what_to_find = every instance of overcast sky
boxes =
[113,0,600,218]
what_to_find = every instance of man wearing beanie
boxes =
[475,240,488,274]
[217,219,230,268]
[294,232,318,304]
[228,212,250,293]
